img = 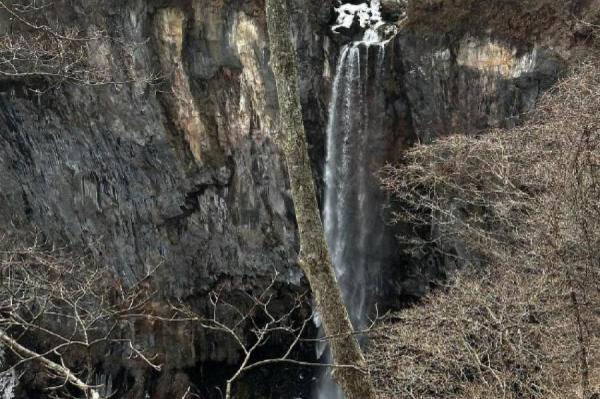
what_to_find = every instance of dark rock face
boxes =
[390,34,562,142]
[381,0,408,21]
[0,0,575,397]
[0,0,331,397]
[406,0,595,50]
[0,0,334,296]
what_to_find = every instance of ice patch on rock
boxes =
[332,0,383,36]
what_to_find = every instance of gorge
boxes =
[0,0,596,397]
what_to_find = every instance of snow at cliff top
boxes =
[332,0,383,33]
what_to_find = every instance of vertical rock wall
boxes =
[0,0,334,297]
[0,0,332,397]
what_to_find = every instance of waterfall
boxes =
[316,1,393,397]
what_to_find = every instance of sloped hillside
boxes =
[371,53,600,398]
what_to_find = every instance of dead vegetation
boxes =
[0,0,157,88]
[0,236,161,398]
[0,236,362,398]
[372,54,600,398]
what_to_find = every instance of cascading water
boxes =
[316,1,395,398]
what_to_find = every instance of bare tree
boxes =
[0,237,379,399]
[264,0,377,398]
[0,236,162,399]
[170,271,383,399]
[0,0,157,87]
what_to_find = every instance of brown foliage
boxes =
[372,55,600,398]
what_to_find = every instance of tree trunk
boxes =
[0,328,101,399]
[265,1,377,398]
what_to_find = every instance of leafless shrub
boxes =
[373,55,600,398]
[0,0,157,87]
[0,236,161,398]
[171,271,377,399]
[0,237,376,398]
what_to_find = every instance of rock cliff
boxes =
[0,0,596,397]
[0,0,332,396]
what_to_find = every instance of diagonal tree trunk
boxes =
[265,1,377,398]
[0,329,101,399]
